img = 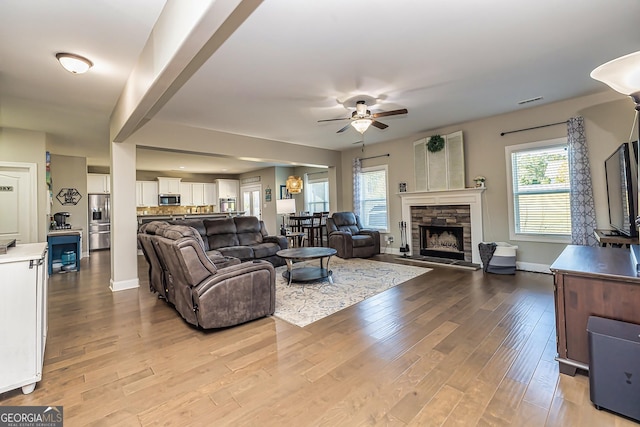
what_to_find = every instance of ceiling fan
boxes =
[318,100,408,134]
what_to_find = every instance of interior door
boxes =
[0,162,37,243]
[241,184,261,218]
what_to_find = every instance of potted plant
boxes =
[473,176,486,188]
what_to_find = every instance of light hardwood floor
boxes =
[0,251,636,426]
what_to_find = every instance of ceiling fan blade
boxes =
[371,120,388,130]
[371,108,408,118]
[317,117,350,123]
[352,140,364,144]
[337,123,352,133]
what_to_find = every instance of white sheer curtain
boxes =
[567,116,598,246]
[353,157,362,216]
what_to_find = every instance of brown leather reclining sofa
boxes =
[138,216,285,328]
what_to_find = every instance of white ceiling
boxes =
[2,0,639,174]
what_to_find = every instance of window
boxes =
[505,138,571,243]
[357,165,389,231]
[304,173,329,213]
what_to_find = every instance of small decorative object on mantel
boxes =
[473,176,486,188]
[398,182,407,193]
[427,134,445,152]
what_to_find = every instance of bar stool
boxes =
[302,213,323,247]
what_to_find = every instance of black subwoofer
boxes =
[587,316,640,422]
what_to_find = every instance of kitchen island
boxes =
[137,211,245,226]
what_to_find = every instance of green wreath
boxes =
[427,135,445,152]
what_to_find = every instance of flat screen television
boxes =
[604,141,638,237]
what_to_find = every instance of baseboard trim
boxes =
[516,261,551,274]
[110,278,139,292]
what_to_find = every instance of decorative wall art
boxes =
[413,130,465,191]
[56,188,82,205]
[280,185,291,199]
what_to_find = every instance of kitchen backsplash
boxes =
[137,205,216,216]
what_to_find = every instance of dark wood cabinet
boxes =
[550,245,640,376]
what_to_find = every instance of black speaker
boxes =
[587,316,640,422]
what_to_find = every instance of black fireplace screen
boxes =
[419,225,465,260]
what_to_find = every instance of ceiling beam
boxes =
[109,0,263,143]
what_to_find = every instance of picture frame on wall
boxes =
[280,185,290,199]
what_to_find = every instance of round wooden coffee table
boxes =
[276,247,337,286]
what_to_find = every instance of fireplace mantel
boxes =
[398,188,485,264]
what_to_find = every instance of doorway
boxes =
[241,184,261,218]
[0,162,37,243]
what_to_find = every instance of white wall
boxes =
[340,91,637,267]
[0,127,49,242]
[50,154,89,255]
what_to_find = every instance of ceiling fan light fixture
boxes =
[286,175,303,194]
[55,52,93,74]
[590,51,640,104]
[351,118,372,134]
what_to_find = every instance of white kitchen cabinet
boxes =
[179,182,212,206]
[180,182,193,206]
[157,177,181,194]
[0,242,48,395]
[87,173,110,194]
[136,181,158,207]
[204,183,217,206]
[191,183,205,206]
[216,179,239,199]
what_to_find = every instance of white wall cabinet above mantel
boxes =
[414,131,465,192]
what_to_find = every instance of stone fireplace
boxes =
[399,188,485,264]
[420,225,465,260]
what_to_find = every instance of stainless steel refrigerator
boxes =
[88,194,110,251]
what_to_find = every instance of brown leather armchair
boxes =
[326,212,380,259]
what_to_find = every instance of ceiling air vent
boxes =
[518,96,543,105]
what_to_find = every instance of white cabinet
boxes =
[180,182,193,206]
[204,183,217,206]
[217,179,239,199]
[136,181,158,207]
[0,242,48,395]
[179,183,207,206]
[157,177,181,194]
[191,183,205,206]
[87,173,110,194]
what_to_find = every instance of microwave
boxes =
[158,194,181,206]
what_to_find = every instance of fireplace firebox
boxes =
[419,225,465,260]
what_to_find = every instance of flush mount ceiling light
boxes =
[591,50,640,108]
[285,176,303,194]
[55,52,93,74]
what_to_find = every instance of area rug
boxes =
[273,257,431,327]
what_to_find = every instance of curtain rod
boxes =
[358,153,390,161]
[500,120,568,136]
